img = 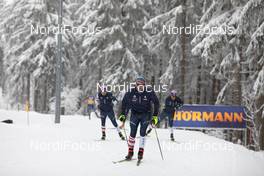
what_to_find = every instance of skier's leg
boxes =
[126,114,140,159]
[86,106,89,116]
[108,110,118,128]
[95,111,100,118]
[108,110,125,140]
[129,114,140,138]
[88,106,91,120]
[138,113,150,160]
[93,107,100,118]
[100,112,107,140]
[84,105,88,116]
[158,110,167,126]
[139,114,150,137]
[168,112,174,141]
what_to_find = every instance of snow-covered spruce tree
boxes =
[191,0,245,144]
[0,0,8,98]
[0,0,71,112]
[192,0,264,147]
[77,0,154,96]
[74,0,103,96]
[241,0,264,150]
[192,0,247,105]
[0,47,3,92]
[64,0,85,89]
[144,0,205,103]
[49,86,81,115]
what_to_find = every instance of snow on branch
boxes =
[143,5,182,30]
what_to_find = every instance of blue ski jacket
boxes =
[121,87,160,116]
[163,96,183,113]
[97,92,117,112]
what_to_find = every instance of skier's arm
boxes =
[165,97,171,107]
[95,94,101,110]
[175,97,183,110]
[112,95,118,102]
[151,91,160,116]
[121,92,129,116]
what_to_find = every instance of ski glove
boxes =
[119,114,126,122]
[175,104,183,110]
[152,116,158,126]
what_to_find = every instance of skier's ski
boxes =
[136,159,142,166]
[173,141,180,144]
[169,139,180,144]
[113,158,136,164]
[171,140,180,144]
[94,139,108,142]
[94,139,125,142]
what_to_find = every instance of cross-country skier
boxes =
[97,88,125,140]
[147,90,183,141]
[85,95,99,119]
[118,76,160,161]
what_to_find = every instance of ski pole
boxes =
[94,110,100,118]
[153,126,164,160]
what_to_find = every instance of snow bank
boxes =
[0,109,263,176]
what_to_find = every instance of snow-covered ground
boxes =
[0,109,263,176]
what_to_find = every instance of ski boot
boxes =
[125,147,134,160]
[119,132,125,140]
[138,148,144,160]
[101,131,106,140]
[170,133,175,141]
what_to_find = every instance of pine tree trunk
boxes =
[196,64,201,104]
[256,95,264,149]
[259,120,264,150]
[42,78,47,113]
[20,76,25,110]
[0,48,3,89]
[211,76,220,104]
[98,56,103,81]
[159,56,163,100]
[198,62,208,104]
[34,84,39,112]
[143,53,151,83]
[26,73,30,109]
[180,0,187,101]
[232,46,243,143]
[233,66,242,105]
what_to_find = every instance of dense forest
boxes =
[0,0,263,149]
